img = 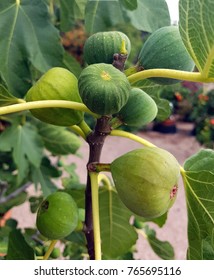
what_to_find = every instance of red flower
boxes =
[198,94,209,101]
[174,92,183,101]
[210,119,214,125]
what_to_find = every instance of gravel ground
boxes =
[11,121,202,260]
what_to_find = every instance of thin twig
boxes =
[0,182,31,204]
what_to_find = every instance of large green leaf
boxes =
[183,149,214,259]
[59,0,87,31]
[37,123,81,155]
[119,0,138,11]
[84,0,170,34]
[99,187,138,259]
[0,122,44,184]
[124,0,170,33]
[84,0,124,34]
[6,229,34,260]
[0,0,64,97]
[179,0,214,78]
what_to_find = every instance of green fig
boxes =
[25,67,83,126]
[116,88,158,127]
[78,63,131,115]
[138,26,195,85]
[36,192,78,240]
[83,31,131,65]
[111,147,180,218]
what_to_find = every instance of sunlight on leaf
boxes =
[179,0,214,78]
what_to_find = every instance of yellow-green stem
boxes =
[110,129,186,174]
[43,240,57,260]
[78,120,92,137]
[69,125,86,140]
[128,69,214,84]
[0,100,99,118]
[89,172,102,260]
[98,173,112,191]
[110,129,156,147]
[136,229,148,239]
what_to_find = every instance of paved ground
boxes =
[11,121,202,260]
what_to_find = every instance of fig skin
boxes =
[36,192,78,240]
[138,26,195,85]
[116,87,158,127]
[78,63,131,115]
[83,31,131,65]
[111,147,180,218]
[25,67,83,126]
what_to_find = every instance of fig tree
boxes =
[111,147,180,218]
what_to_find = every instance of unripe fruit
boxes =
[78,63,131,115]
[44,247,60,259]
[36,192,78,240]
[116,88,158,127]
[138,26,195,85]
[25,67,83,126]
[83,31,131,65]
[111,147,180,218]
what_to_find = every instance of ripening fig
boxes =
[78,63,131,115]
[111,147,180,218]
[138,26,195,85]
[25,67,83,126]
[116,88,158,127]
[83,31,131,65]
[36,192,78,240]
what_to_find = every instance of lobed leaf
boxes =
[0,122,44,184]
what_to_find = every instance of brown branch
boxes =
[83,116,112,260]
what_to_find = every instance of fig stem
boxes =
[84,116,112,260]
[78,120,92,137]
[69,125,86,140]
[110,129,185,173]
[0,100,100,119]
[98,173,112,191]
[110,129,156,148]
[128,69,214,85]
[43,240,57,260]
[87,162,111,173]
[89,172,102,260]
